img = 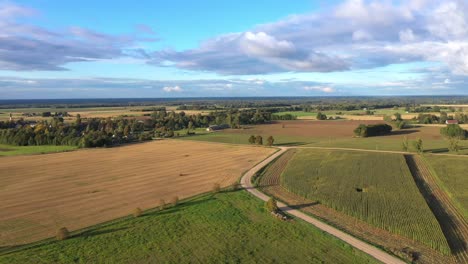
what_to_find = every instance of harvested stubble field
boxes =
[258,150,455,264]
[280,149,451,254]
[0,140,274,246]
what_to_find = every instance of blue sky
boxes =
[0,0,467,98]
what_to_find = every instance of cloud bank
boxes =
[0,2,156,71]
[150,0,468,76]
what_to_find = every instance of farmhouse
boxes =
[206,124,230,132]
[446,120,459,125]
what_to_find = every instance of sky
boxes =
[0,0,468,98]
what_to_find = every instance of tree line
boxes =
[0,109,272,147]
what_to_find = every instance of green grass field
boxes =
[424,155,468,219]
[0,191,378,264]
[180,132,468,154]
[280,149,450,254]
[0,144,78,157]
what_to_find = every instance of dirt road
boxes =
[240,147,406,264]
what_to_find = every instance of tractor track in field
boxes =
[405,155,468,264]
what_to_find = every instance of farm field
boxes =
[280,149,450,254]
[181,120,468,154]
[273,108,453,120]
[0,140,275,246]
[0,191,378,264]
[0,144,78,157]
[0,106,209,122]
[424,155,468,219]
[257,150,453,263]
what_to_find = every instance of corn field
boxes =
[281,149,451,254]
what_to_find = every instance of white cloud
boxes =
[303,86,335,93]
[162,85,183,92]
[150,0,468,78]
[240,31,295,57]
[399,29,416,42]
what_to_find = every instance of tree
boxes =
[248,135,256,144]
[159,199,166,210]
[433,106,441,112]
[394,112,402,121]
[440,124,467,139]
[188,121,194,132]
[266,198,279,213]
[449,138,460,153]
[171,196,179,206]
[56,227,69,241]
[133,207,143,217]
[75,114,82,126]
[255,135,263,145]
[212,183,221,193]
[413,138,424,154]
[316,112,327,120]
[402,136,409,152]
[266,136,274,146]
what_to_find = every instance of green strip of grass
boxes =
[0,144,78,157]
[423,155,468,219]
[0,191,378,264]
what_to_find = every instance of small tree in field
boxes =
[449,138,460,153]
[402,136,409,152]
[266,198,279,213]
[266,136,274,146]
[413,138,424,154]
[133,207,143,217]
[255,135,263,145]
[212,183,221,193]
[248,135,256,144]
[171,196,179,206]
[56,227,69,241]
[159,199,166,210]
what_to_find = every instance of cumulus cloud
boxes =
[0,2,154,71]
[162,85,183,92]
[149,0,468,76]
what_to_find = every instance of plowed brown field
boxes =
[0,140,274,246]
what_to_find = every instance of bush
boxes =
[133,207,143,217]
[248,135,256,144]
[255,135,263,145]
[354,124,392,137]
[440,124,467,139]
[56,227,69,241]
[266,136,274,146]
[316,112,327,120]
[212,183,221,193]
[266,198,279,213]
[159,199,166,210]
[171,196,179,206]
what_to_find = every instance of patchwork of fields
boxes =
[0,140,274,246]
[182,120,468,154]
[280,149,451,253]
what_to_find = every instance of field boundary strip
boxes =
[404,154,468,263]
